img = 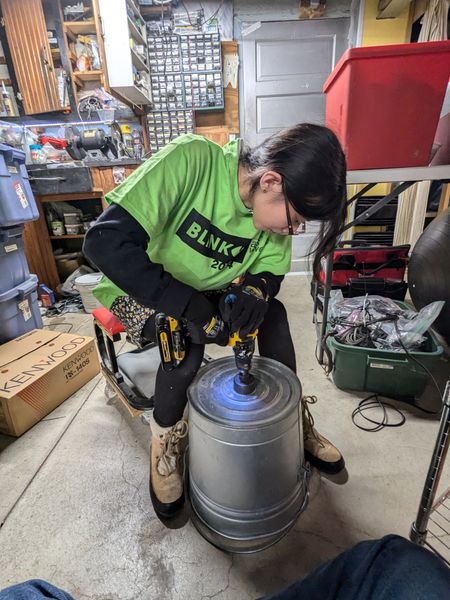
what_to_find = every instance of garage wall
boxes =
[234,0,359,43]
[234,0,353,21]
[361,0,412,46]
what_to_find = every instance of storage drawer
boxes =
[28,165,93,195]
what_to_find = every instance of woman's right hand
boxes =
[184,292,229,346]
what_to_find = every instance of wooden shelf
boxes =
[49,234,85,239]
[128,16,147,47]
[73,70,103,85]
[131,48,148,72]
[140,5,171,17]
[64,20,97,39]
[39,190,104,202]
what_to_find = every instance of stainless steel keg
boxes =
[188,356,308,553]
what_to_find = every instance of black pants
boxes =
[143,298,296,427]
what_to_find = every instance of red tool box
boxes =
[315,242,410,305]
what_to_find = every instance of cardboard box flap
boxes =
[0,329,62,368]
[0,332,95,398]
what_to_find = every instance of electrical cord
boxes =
[352,394,406,432]
[179,0,225,29]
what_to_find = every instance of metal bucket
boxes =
[188,356,308,553]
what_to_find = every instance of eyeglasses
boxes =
[284,196,305,236]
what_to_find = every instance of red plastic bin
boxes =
[323,41,450,170]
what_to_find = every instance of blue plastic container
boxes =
[0,144,39,226]
[0,274,43,343]
[0,226,30,294]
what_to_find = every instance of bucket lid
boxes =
[75,273,102,286]
[188,356,301,427]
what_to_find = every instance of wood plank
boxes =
[438,183,450,214]
[394,183,418,246]
[195,125,232,147]
[1,0,61,114]
[64,20,97,36]
[23,202,60,291]
[38,190,103,202]
[73,70,103,82]
[49,234,85,239]
[140,5,171,17]
[409,180,431,250]
[92,0,109,91]
[90,165,139,209]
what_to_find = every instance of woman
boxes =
[84,123,347,519]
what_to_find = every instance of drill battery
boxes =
[155,313,186,372]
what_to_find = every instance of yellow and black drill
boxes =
[156,295,258,394]
[224,293,258,395]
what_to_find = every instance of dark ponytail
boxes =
[241,123,347,281]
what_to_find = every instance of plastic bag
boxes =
[61,265,94,296]
[329,292,444,350]
[378,300,445,349]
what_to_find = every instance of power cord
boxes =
[352,394,406,432]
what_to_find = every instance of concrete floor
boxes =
[0,275,449,600]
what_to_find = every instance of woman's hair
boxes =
[240,123,347,280]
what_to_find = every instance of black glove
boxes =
[219,282,268,337]
[183,292,229,346]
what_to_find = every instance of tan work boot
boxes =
[302,395,345,474]
[149,414,188,518]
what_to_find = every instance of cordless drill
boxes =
[225,294,258,394]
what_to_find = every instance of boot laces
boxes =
[157,420,188,476]
[301,395,325,448]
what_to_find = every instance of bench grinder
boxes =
[188,328,309,553]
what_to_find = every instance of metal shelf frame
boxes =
[313,165,450,365]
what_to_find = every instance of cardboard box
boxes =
[0,329,100,437]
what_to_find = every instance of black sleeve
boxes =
[243,272,284,299]
[83,203,196,318]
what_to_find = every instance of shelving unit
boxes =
[314,164,450,366]
[59,0,109,105]
[98,0,151,107]
[148,32,224,113]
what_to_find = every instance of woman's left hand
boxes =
[219,283,268,337]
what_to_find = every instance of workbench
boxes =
[314,164,450,365]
